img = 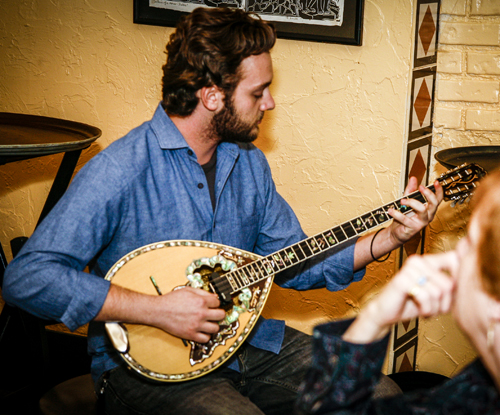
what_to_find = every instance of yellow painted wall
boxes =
[0,0,414,333]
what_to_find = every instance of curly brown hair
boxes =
[470,168,500,298]
[162,7,276,116]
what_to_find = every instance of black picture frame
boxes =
[134,0,364,45]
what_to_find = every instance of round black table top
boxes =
[0,112,101,164]
[435,145,500,173]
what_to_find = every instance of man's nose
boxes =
[260,90,275,111]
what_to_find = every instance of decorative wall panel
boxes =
[409,68,437,141]
[393,337,418,373]
[390,0,440,375]
[414,0,439,67]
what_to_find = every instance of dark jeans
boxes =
[96,325,401,415]
[96,325,312,415]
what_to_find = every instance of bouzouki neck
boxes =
[212,163,485,300]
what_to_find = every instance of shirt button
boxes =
[198,183,204,189]
[187,150,193,156]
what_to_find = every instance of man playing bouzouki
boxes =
[3,7,442,415]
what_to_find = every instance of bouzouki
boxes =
[105,163,485,382]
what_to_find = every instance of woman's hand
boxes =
[343,251,458,344]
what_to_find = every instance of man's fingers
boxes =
[160,287,228,342]
[420,185,438,207]
[400,197,427,215]
[404,176,418,195]
[187,286,223,308]
[432,180,444,203]
[192,332,211,343]
[207,308,227,322]
[201,320,223,334]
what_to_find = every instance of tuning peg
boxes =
[451,200,457,208]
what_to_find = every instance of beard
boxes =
[211,98,262,144]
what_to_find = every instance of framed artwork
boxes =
[134,0,365,45]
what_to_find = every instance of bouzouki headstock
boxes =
[437,163,486,206]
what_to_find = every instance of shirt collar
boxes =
[151,102,240,158]
[151,103,190,150]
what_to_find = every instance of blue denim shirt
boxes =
[3,103,364,382]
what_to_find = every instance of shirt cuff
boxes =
[61,272,110,331]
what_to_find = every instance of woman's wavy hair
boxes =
[470,168,500,298]
[162,7,276,116]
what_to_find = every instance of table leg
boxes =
[1,148,83,396]
[36,149,82,227]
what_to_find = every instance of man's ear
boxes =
[197,85,224,112]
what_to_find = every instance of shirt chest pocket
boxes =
[215,212,260,252]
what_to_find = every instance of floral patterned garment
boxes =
[296,319,500,415]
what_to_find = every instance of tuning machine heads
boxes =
[450,195,470,208]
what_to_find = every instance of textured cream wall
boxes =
[259,1,415,330]
[418,0,500,377]
[0,0,414,340]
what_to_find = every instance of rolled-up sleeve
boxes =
[2,153,125,331]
